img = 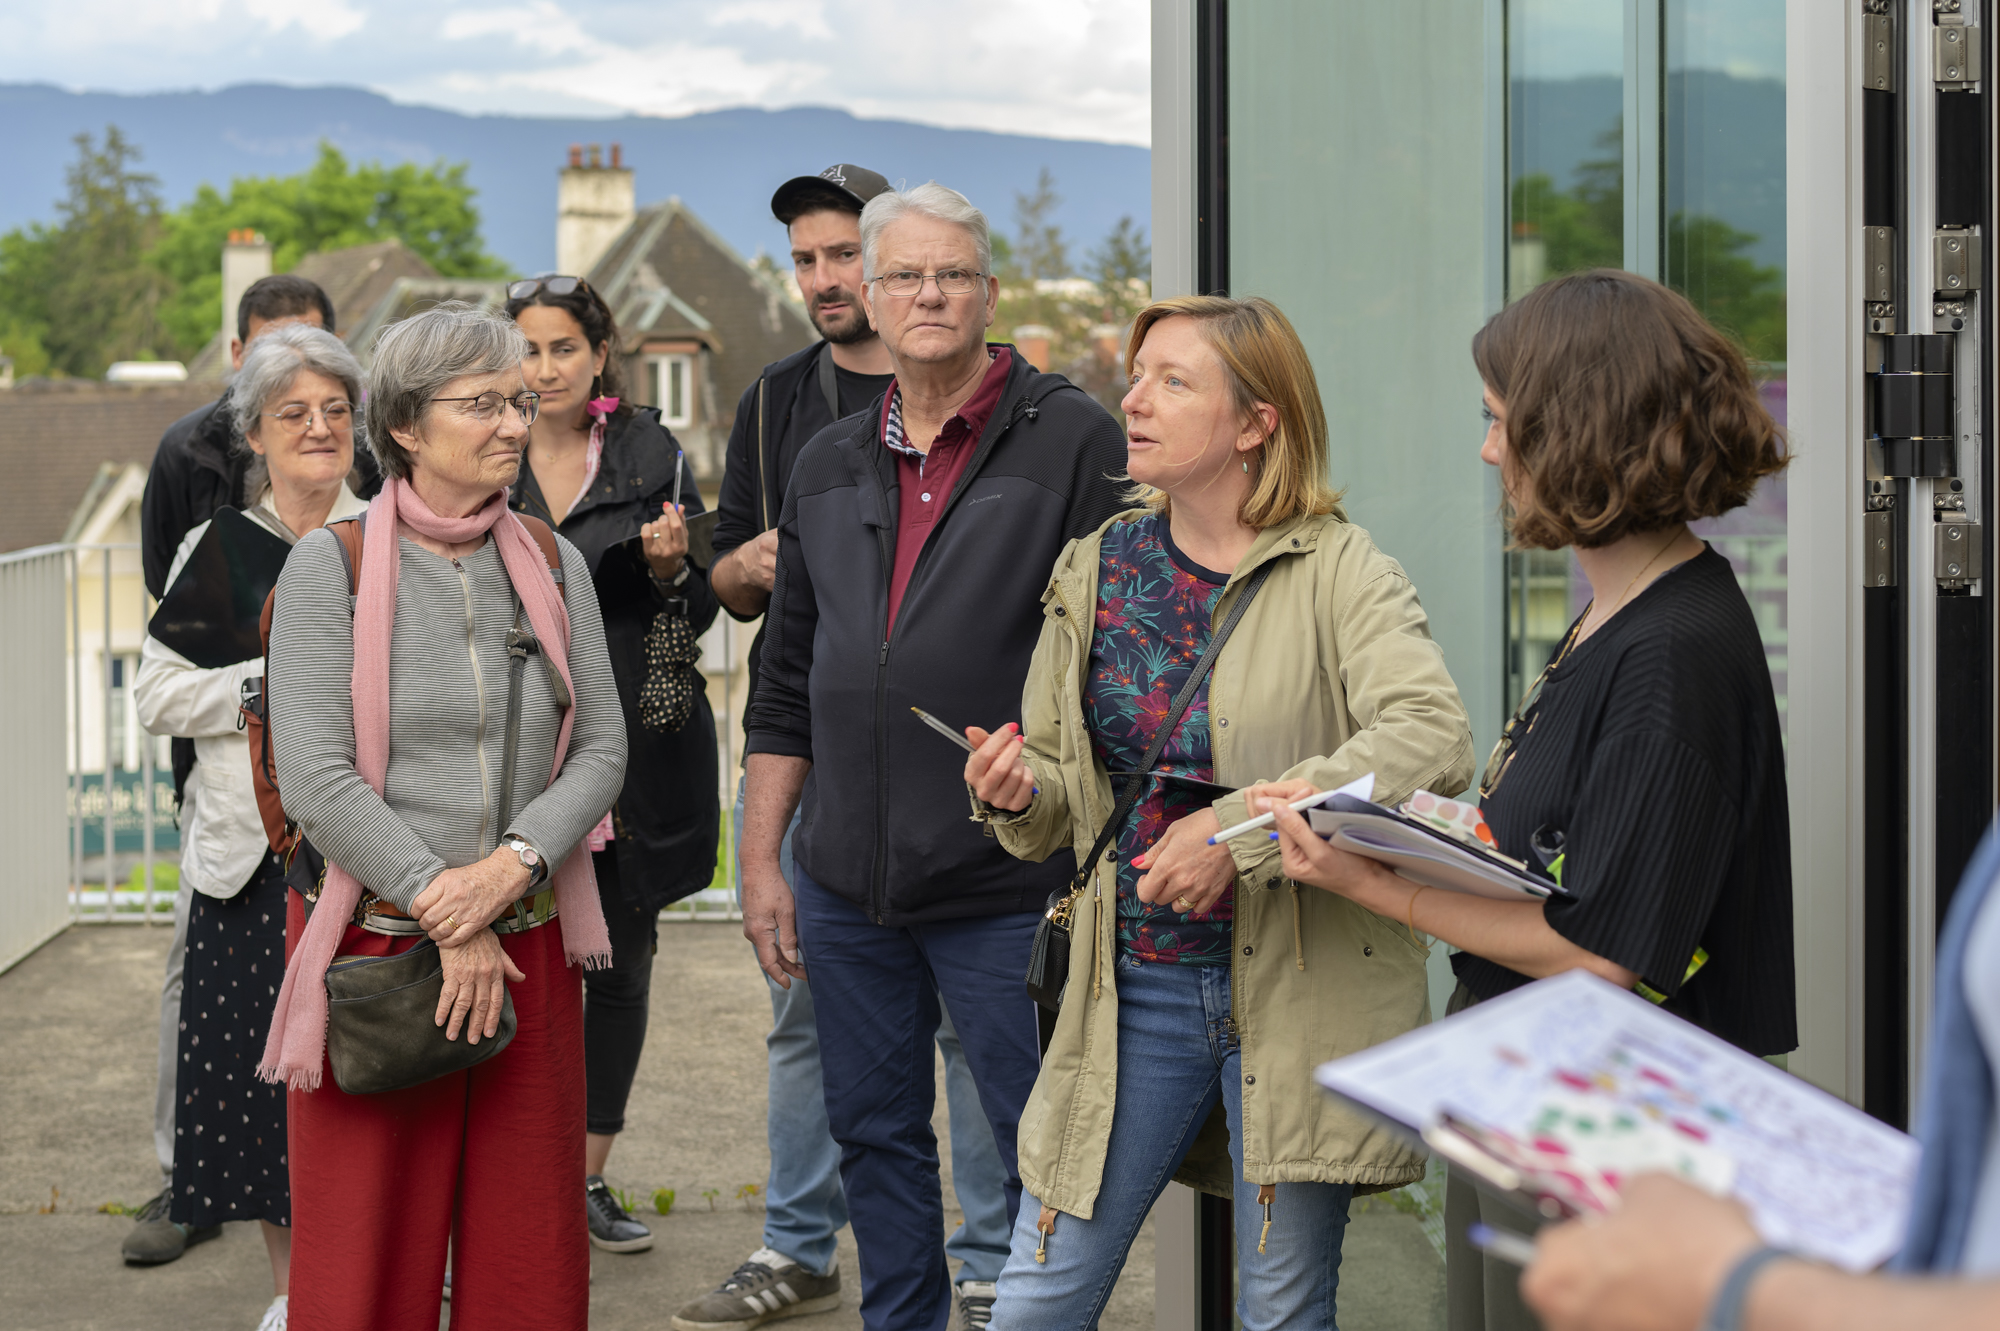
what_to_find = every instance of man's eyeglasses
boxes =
[429,391,541,425]
[507,275,594,301]
[264,402,355,434]
[868,269,985,298]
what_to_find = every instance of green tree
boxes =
[1667,213,1786,364]
[0,127,174,377]
[151,143,512,355]
[1086,216,1151,327]
[1008,168,1072,282]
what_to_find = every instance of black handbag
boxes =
[1024,562,1275,1024]
[319,591,549,1095]
[323,941,518,1094]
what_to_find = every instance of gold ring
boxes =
[1174,896,1194,913]
[443,915,458,930]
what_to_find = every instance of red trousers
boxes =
[284,892,589,1331]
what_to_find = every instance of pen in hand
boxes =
[912,707,1039,796]
[1466,1222,1538,1267]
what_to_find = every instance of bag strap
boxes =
[1067,559,1277,894]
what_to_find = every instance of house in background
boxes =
[562,145,817,482]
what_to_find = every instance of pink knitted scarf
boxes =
[259,477,612,1091]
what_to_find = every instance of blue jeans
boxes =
[990,956,1354,1331]
[732,777,1010,1282]
[792,864,1044,1331]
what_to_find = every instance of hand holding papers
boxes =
[1315,971,1919,1271]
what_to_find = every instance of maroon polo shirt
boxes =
[881,346,1013,635]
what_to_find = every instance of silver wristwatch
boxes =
[504,836,547,887]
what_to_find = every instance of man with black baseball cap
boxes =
[678,166,1013,1331]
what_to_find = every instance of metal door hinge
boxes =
[1935,16,1982,89]
[1865,11,1896,91]
[1866,226,1896,307]
[1866,505,1897,588]
[1936,508,1982,587]
[1935,227,1982,294]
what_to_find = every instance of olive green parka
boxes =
[986,508,1474,1217]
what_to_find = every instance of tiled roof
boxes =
[187,239,446,380]
[589,199,815,414]
[0,380,218,552]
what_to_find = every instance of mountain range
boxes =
[0,83,1153,276]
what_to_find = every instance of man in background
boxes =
[122,272,377,1266]
[678,164,1015,1331]
[740,182,1127,1331]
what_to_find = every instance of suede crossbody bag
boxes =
[1024,563,1274,1032]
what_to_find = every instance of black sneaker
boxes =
[669,1248,842,1329]
[121,1187,220,1265]
[952,1280,997,1329]
[585,1175,655,1253]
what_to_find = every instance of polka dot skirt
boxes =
[170,858,291,1229]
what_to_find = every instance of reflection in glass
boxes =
[1503,0,1624,707]
[1668,0,1787,730]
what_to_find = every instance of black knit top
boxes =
[1456,545,1798,1055]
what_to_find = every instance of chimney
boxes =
[1012,324,1056,372]
[221,229,273,343]
[1089,322,1124,362]
[557,145,635,280]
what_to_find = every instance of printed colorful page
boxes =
[1315,970,1918,1271]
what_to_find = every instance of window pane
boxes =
[1509,0,1625,301]
[1668,0,1787,731]
[670,359,686,420]
[1503,0,1626,708]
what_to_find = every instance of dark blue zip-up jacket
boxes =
[745,346,1128,924]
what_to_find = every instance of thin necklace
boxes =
[1581,530,1682,639]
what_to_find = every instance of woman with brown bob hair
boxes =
[1257,269,1797,1331]
[966,295,1474,1327]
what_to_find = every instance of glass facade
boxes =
[1502,0,1788,725]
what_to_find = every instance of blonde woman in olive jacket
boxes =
[965,296,1473,1330]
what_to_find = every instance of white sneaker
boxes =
[255,1295,288,1331]
[952,1280,997,1330]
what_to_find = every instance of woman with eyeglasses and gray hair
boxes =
[132,322,371,1331]
[257,301,627,1329]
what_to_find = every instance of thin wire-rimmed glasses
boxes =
[869,268,986,298]
[429,391,541,425]
[507,275,594,301]
[263,402,355,434]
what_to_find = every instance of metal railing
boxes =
[0,540,747,971]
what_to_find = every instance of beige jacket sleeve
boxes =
[1213,550,1475,885]
[982,591,1085,867]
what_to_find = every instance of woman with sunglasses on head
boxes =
[1256,269,1796,1331]
[504,274,719,1256]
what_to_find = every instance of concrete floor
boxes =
[0,921,1444,1330]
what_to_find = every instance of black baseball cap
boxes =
[771,164,893,225]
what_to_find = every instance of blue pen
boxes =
[1467,1222,1537,1267]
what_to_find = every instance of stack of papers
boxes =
[1315,971,1919,1271]
[1307,794,1560,901]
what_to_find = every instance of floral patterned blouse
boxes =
[1083,513,1233,965]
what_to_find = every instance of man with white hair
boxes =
[741,182,1127,1331]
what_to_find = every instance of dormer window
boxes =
[648,353,695,428]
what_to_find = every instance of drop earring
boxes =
[1242,458,1250,473]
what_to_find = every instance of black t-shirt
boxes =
[1455,546,1797,1055]
[834,362,895,418]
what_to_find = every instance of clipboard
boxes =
[1306,794,1563,900]
[146,507,292,668]
[1314,970,1920,1272]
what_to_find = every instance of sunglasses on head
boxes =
[507,275,594,301]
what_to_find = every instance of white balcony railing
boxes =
[0,541,748,975]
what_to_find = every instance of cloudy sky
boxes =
[0,0,1154,145]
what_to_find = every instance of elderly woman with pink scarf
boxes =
[258,301,627,1330]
